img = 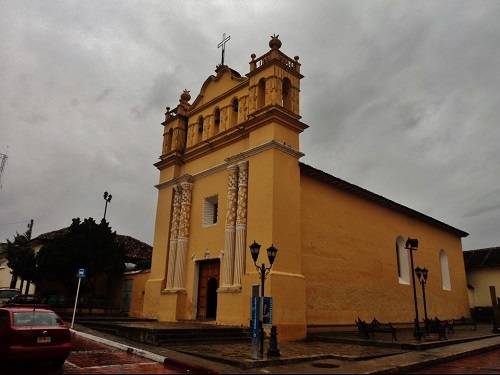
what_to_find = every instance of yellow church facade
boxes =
[143,36,470,340]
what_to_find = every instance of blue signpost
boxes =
[250,296,261,359]
[263,297,273,327]
[71,268,86,329]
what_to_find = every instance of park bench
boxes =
[449,316,477,332]
[425,317,451,340]
[356,318,397,341]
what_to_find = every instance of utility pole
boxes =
[24,219,34,294]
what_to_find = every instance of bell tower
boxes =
[247,34,302,117]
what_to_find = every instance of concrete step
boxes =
[78,320,251,346]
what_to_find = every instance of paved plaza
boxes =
[413,348,500,374]
[69,322,500,373]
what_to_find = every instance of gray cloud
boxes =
[1,0,499,250]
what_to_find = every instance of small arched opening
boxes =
[231,98,239,127]
[197,116,204,143]
[214,108,220,134]
[258,78,266,109]
[282,77,292,110]
[166,128,173,152]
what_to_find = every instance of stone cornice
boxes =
[155,140,304,191]
[155,174,193,191]
[181,106,308,164]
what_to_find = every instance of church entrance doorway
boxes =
[196,259,220,320]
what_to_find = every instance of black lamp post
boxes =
[249,240,278,359]
[103,191,112,220]
[405,238,421,340]
[415,266,429,330]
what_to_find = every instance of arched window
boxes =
[440,250,451,290]
[282,77,292,110]
[214,108,220,134]
[197,116,204,143]
[166,128,173,152]
[231,98,239,127]
[396,236,410,284]
[258,78,266,109]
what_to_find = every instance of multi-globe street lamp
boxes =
[103,191,112,220]
[405,238,422,340]
[415,266,429,331]
[249,240,278,359]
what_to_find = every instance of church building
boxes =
[143,36,470,340]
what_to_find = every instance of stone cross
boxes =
[218,33,231,66]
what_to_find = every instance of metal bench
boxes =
[356,318,397,341]
[425,317,451,340]
[449,316,477,332]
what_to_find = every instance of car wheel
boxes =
[52,358,66,368]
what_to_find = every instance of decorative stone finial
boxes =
[294,56,299,61]
[251,53,256,60]
[180,89,191,103]
[269,34,282,50]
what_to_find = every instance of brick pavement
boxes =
[2,334,187,374]
[412,348,500,374]
[64,335,183,374]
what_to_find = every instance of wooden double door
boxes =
[196,259,220,320]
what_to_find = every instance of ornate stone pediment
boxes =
[189,66,247,112]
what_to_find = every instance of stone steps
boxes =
[78,320,251,346]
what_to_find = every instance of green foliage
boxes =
[36,217,125,300]
[6,229,36,283]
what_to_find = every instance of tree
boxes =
[6,229,36,291]
[36,217,125,306]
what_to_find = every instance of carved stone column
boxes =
[165,184,182,290]
[173,181,193,290]
[221,165,238,288]
[233,160,249,288]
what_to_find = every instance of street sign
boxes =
[77,268,86,278]
[250,296,260,334]
[263,297,273,327]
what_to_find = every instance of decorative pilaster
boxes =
[165,184,182,290]
[221,165,239,288]
[233,160,249,288]
[173,181,193,290]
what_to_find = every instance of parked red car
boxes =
[0,307,72,367]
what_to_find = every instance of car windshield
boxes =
[0,290,19,299]
[12,311,63,327]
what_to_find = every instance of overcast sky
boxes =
[1,0,499,251]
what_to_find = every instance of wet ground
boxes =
[3,335,189,374]
[413,348,500,374]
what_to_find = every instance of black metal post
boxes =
[103,192,112,221]
[421,280,428,325]
[260,263,265,359]
[103,200,109,220]
[409,250,421,340]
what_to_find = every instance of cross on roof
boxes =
[217,33,231,66]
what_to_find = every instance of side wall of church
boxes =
[300,175,470,326]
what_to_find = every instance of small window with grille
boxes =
[203,195,219,226]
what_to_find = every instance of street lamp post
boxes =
[415,266,429,331]
[405,238,421,340]
[103,191,112,220]
[249,241,278,359]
